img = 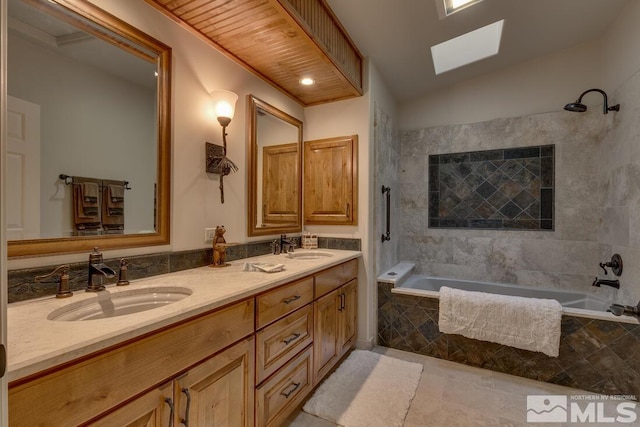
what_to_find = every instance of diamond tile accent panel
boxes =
[378,282,640,398]
[429,145,554,230]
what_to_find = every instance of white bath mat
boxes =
[303,350,423,427]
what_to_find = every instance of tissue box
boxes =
[301,233,318,249]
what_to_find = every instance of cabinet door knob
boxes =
[283,295,301,304]
[164,397,175,427]
[281,382,301,398]
[283,332,301,345]
[180,388,191,427]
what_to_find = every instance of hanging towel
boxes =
[73,183,101,230]
[438,286,562,357]
[80,182,99,216]
[102,183,124,231]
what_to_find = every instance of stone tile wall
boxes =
[378,282,640,398]
[429,145,554,230]
[398,110,624,303]
[8,237,360,303]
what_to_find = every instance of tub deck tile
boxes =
[377,281,640,398]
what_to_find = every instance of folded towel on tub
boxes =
[438,286,562,357]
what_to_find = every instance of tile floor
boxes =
[283,346,639,427]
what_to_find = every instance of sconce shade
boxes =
[210,90,238,126]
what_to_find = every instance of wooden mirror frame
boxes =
[8,0,171,258]
[247,95,303,237]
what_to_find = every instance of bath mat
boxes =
[303,350,423,427]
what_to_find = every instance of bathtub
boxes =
[377,263,640,397]
[396,275,611,313]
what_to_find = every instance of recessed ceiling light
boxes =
[444,0,483,16]
[430,19,504,75]
[299,77,315,86]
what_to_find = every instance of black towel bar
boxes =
[382,185,391,243]
[59,174,131,190]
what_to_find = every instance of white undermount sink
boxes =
[48,287,193,321]
[286,251,334,260]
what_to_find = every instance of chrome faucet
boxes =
[87,247,116,292]
[272,234,296,255]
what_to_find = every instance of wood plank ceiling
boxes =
[145,0,364,106]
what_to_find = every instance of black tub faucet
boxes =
[592,278,620,289]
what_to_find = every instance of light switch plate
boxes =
[204,228,216,243]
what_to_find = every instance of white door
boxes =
[6,96,40,240]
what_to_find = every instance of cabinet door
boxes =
[313,289,340,383]
[304,135,358,225]
[88,383,173,427]
[339,279,358,356]
[262,143,299,225]
[176,337,255,427]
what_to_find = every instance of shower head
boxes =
[564,102,588,113]
[564,88,620,114]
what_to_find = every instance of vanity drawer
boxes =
[314,258,358,298]
[257,276,314,328]
[256,345,313,427]
[256,304,313,384]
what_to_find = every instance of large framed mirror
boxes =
[7,0,171,258]
[247,95,302,237]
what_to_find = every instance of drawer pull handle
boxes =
[164,397,175,427]
[181,388,191,427]
[283,332,301,345]
[283,295,301,304]
[281,382,301,398]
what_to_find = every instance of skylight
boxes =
[444,0,483,16]
[430,19,504,75]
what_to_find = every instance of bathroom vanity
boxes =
[6,249,360,427]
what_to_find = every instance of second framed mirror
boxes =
[247,95,303,237]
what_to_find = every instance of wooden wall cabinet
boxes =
[304,135,358,225]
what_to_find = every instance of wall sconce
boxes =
[206,90,239,203]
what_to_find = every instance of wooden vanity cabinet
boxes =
[304,135,358,225]
[313,259,358,383]
[9,258,359,427]
[9,299,255,427]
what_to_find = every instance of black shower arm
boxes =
[575,89,609,114]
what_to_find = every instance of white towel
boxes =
[438,286,562,357]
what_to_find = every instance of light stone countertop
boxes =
[7,249,361,382]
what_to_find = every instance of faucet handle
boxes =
[117,258,130,286]
[89,246,103,264]
[35,265,73,298]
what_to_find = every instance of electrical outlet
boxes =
[204,228,216,242]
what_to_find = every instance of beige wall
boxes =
[303,60,374,346]
[399,40,603,130]
[8,0,304,269]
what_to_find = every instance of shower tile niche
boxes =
[428,145,554,230]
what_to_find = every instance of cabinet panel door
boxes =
[262,143,299,225]
[313,289,340,383]
[176,337,255,427]
[304,135,357,225]
[339,279,358,356]
[88,383,173,427]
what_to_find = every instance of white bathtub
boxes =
[382,265,638,324]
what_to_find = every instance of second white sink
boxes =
[48,287,193,321]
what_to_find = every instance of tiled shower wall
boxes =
[598,67,640,305]
[397,109,631,302]
[374,101,400,275]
